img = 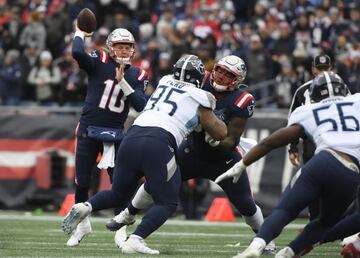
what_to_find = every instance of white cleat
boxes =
[114,225,128,249]
[263,241,276,255]
[122,234,160,255]
[62,203,91,235]
[106,208,136,231]
[232,246,262,258]
[275,246,295,258]
[341,233,359,246]
[66,216,92,247]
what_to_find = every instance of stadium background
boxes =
[0,0,359,217]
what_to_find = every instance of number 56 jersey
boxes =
[288,93,360,163]
[134,75,216,146]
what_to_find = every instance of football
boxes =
[77,8,97,33]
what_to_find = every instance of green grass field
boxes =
[0,211,342,257]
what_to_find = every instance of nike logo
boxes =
[225,159,233,164]
[100,131,116,138]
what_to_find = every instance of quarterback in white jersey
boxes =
[215,72,360,258]
[61,55,227,255]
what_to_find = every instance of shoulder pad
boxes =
[234,91,254,109]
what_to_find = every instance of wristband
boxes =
[118,79,135,96]
[74,31,85,40]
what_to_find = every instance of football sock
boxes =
[244,205,264,233]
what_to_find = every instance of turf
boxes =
[0,212,342,257]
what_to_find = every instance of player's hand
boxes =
[116,60,125,82]
[205,131,220,147]
[74,21,93,37]
[215,160,247,184]
[289,151,300,166]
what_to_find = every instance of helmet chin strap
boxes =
[213,82,228,92]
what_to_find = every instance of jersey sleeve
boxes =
[287,105,309,127]
[190,88,216,110]
[229,91,255,118]
[72,36,99,73]
[124,66,148,112]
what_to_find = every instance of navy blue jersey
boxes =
[72,37,147,131]
[187,73,255,160]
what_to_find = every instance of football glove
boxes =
[205,131,220,147]
[215,160,247,184]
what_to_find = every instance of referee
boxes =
[288,54,332,220]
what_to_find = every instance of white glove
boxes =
[215,160,247,184]
[205,131,220,147]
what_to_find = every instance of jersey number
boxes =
[147,85,185,116]
[313,102,359,131]
[99,80,125,113]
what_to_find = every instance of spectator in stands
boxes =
[19,9,46,51]
[0,6,24,52]
[275,58,297,108]
[27,50,61,105]
[54,46,86,106]
[0,49,22,105]
[44,1,72,59]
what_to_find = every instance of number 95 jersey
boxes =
[134,75,216,146]
[287,93,360,162]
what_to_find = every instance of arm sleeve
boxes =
[72,36,97,74]
[126,70,148,112]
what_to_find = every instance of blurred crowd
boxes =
[0,0,359,108]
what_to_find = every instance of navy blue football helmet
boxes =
[173,55,205,88]
[309,71,347,103]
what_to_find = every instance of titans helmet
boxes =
[309,71,347,103]
[173,55,205,88]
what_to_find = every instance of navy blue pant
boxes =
[75,124,120,203]
[177,140,257,217]
[322,185,360,243]
[256,151,360,254]
[88,126,181,239]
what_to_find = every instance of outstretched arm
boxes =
[215,124,304,183]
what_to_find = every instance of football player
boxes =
[215,71,360,258]
[61,55,228,254]
[67,24,148,247]
[107,55,275,253]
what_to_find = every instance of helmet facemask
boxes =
[211,64,244,92]
[106,28,136,64]
[109,42,135,64]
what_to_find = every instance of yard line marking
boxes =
[0,214,306,229]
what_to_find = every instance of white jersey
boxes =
[134,75,216,146]
[287,93,360,164]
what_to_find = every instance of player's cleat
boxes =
[114,225,128,249]
[122,234,160,255]
[232,246,262,258]
[342,234,360,247]
[62,203,91,235]
[341,243,360,258]
[106,208,135,231]
[263,241,276,255]
[275,246,295,258]
[66,216,92,247]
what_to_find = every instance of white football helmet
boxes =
[211,55,247,91]
[106,28,135,64]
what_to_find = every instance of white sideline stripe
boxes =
[0,150,75,166]
[0,214,305,229]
